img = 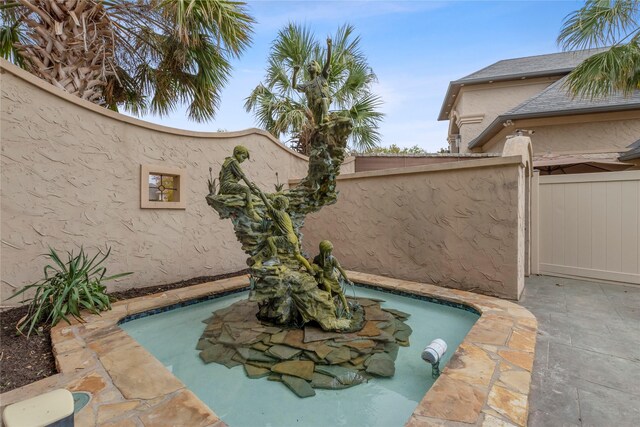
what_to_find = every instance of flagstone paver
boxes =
[0,272,538,426]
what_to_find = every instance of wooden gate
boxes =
[535,170,640,284]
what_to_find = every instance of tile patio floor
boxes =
[519,275,640,427]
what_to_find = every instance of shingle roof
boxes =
[506,75,640,116]
[457,49,606,83]
[468,78,640,149]
[619,139,640,161]
[438,48,607,121]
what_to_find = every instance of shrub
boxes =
[9,247,132,336]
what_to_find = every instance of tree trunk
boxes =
[15,0,115,104]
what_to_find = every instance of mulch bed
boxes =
[0,270,249,394]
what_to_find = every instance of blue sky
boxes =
[133,0,584,152]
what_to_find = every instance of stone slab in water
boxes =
[303,326,343,343]
[382,308,411,320]
[236,348,277,363]
[357,321,381,337]
[244,364,271,379]
[267,344,303,360]
[199,344,233,364]
[269,330,288,344]
[353,298,380,307]
[365,353,395,377]
[313,343,333,359]
[314,365,366,386]
[281,375,316,398]
[197,296,412,398]
[311,372,351,390]
[343,339,376,351]
[271,360,315,380]
[325,346,351,365]
[252,342,270,352]
[364,306,393,321]
[384,342,400,361]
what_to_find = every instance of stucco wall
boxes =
[0,61,310,303]
[354,155,483,172]
[481,116,640,156]
[300,158,526,300]
[452,78,557,153]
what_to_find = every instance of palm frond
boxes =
[342,92,384,151]
[563,42,640,98]
[558,0,640,50]
[2,0,255,122]
[247,22,383,154]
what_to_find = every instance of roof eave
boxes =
[619,150,640,161]
[437,68,576,121]
[467,103,640,150]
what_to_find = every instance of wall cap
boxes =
[0,58,308,161]
[290,155,523,184]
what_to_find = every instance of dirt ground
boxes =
[0,270,248,393]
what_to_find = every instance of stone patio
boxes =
[519,275,640,427]
[0,272,537,426]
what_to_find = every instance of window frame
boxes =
[140,164,187,209]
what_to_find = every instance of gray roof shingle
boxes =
[619,139,640,161]
[457,49,606,83]
[506,75,640,116]
[438,48,608,121]
[468,78,640,149]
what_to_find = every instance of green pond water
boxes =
[121,285,479,427]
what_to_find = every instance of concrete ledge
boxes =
[290,155,525,185]
[0,273,537,427]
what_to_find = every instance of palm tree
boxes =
[0,0,254,122]
[244,23,383,154]
[558,0,640,98]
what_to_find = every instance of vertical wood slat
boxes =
[577,183,592,269]
[564,183,579,268]
[591,182,607,271]
[538,171,640,284]
[552,184,565,265]
[539,184,552,264]
[606,181,622,273]
[620,180,639,274]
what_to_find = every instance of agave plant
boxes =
[9,247,132,336]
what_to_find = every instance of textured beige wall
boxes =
[482,116,640,155]
[0,61,310,303]
[452,78,557,153]
[301,158,526,300]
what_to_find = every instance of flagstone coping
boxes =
[0,272,537,427]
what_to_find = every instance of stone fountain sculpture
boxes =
[206,38,363,332]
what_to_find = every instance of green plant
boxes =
[1,1,255,122]
[558,0,640,98]
[274,172,285,192]
[9,247,132,336]
[244,23,383,154]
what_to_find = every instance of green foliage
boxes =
[359,144,427,155]
[558,0,640,98]
[0,0,255,122]
[245,23,383,154]
[9,247,132,337]
[274,172,285,192]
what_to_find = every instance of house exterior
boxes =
[439,49,640,174]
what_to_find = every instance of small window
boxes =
[140,165,186,209]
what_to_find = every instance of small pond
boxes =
[121,285,479,427]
